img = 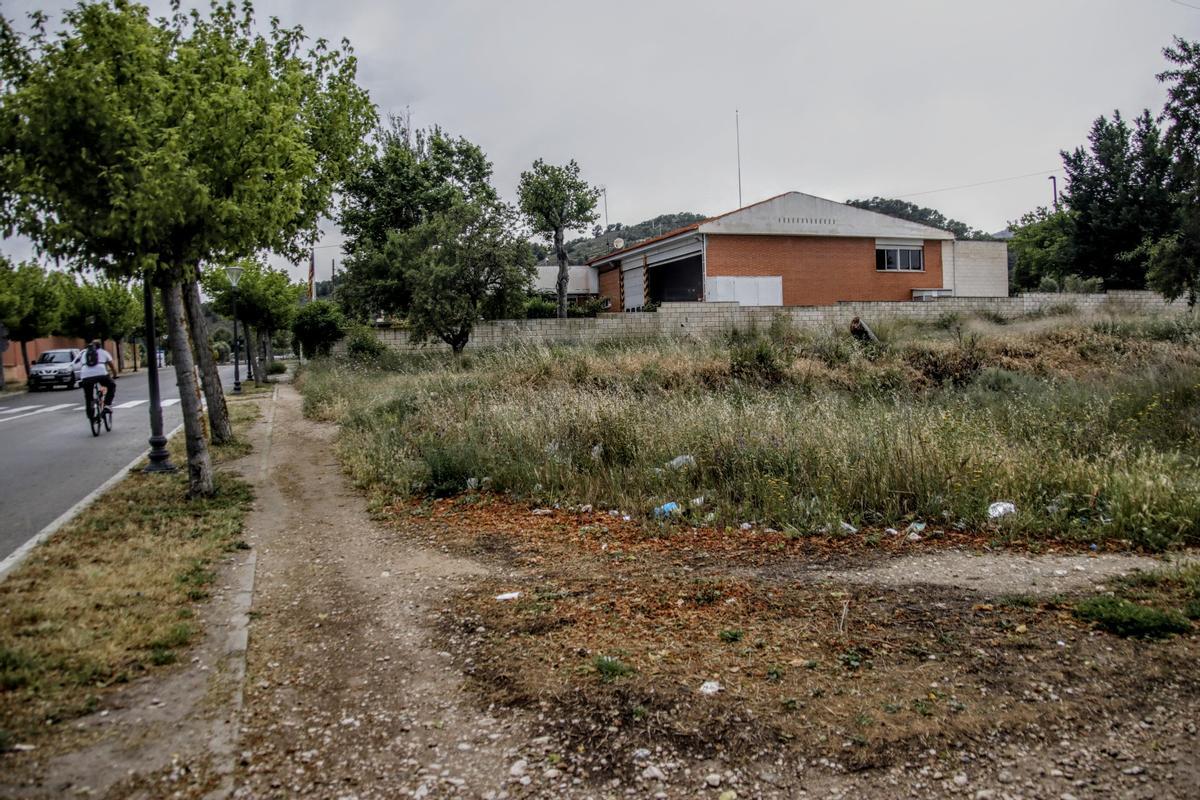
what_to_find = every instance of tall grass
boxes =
[301,314,1200,550]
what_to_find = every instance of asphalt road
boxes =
[0,363,237,561]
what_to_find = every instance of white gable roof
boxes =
[698,192,955,240]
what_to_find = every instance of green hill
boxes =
[533,212,707,264]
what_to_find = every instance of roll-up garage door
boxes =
[622,260,645,311]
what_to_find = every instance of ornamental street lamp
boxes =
[226,264,243,394]
[142,273,175,473]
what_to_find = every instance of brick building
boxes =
[588,192,1008,310]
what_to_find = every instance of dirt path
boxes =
[228,385,538,799]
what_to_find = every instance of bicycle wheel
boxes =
[103,407,112,432]
[90,407,101,436]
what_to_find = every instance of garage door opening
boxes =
[647,255,703,303]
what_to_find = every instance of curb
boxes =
[0,422,185,583]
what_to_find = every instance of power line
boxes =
[1170,0,1200,11]
[895,168,1062,199]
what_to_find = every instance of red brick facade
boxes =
[705,235,943,306]
[598,265,621,311]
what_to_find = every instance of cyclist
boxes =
[73,339,117,421]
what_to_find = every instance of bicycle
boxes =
[89,381,113,436]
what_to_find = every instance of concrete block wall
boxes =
[343,291,1189,356]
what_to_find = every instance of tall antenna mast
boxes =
[735,109,743,207]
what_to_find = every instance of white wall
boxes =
[952,241,1009,297]
[534,265,598,295]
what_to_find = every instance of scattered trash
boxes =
[11,744,34,752]
[739,522,753,531]
[704,512,717,523]
[1089,543,1099,551]
[665,454,697,470]
[495,592,521,602]
[622,514,631,522]
[698,680,722,695]
[531,508,553,516]
[632,748,652,760]
[641,765,666,781]
[850,316,879,344]
[987,501,1017,519]
[590,443,604,461]
[579,504,593,514]
[904,521,926,536]
[885,527,900,536]
[466,477,479,490]
[653,501,681,518]
[906,531,923,542]
[839,521,858,535]
[690,495,706,507]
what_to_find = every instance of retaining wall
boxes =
[346,291,1190,355]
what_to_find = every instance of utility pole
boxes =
[1049,175,1059,210]
[601,187,609,231]
[736,109,743,208]
[331,258,336,296]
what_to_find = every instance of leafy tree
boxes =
[1147,37,1200,305]
[1060,109,1173,288]
[338,118,495,319]
[1007,207,1077,291]
[203,260,303,385]
[845,198,991,240]
[0,262,62,378]
[59,277,140,369]
[396,200,533,354]
[517,159,600,318]
[0,2,374,495]
[292,299,346,356]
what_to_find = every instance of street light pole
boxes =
[142,272,175,473]
[226,265,244,394]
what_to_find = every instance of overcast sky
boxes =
[3,0,1197,281]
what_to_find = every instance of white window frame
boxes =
[875,245,925,272]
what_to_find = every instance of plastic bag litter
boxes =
[698,680,722,695]
[653,501,681,518]
[987,501,1017,519]
[665,455,696,470]
[495,592,521,601]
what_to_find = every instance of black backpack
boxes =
[85,346,98,367]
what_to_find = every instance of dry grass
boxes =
[0,397,260,748]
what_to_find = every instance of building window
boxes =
[876,247,924,271]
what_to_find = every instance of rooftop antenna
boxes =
[736,109,743,208]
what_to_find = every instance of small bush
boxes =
[718,628,744,643]
[730,336,788,385]
[346,325,386,360]
[292,300,346,357]
[1073,596,1191,638]
[568,297,610,318]
[592,655,634,682]
[1062,274,1104,294]
[523,295,558,319]
[267,360,287,375]
[1036,276,1060,293]
[974,308,1008,325]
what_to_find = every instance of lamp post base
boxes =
[143,433,176,473]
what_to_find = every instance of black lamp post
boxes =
[142,273,175,473]
[226,265,244,394]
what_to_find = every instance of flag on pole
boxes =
[307,249,315,300]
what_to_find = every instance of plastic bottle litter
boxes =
[690,496,706,508]
[665,454,697,470]
[495,592,521,602]
[698,680,722,695]
[653,501,681,518]
[987,501,1017,519]
[839,521,858,535]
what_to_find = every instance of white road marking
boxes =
[161,398,180,407]
[0,405,40,414]
[0,404,73,423]
[112,400,148,409]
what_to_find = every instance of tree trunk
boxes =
[115,338,125,372]
[161,281,215,497]
[182,275,233,445]
[132,339,139,371]
[554,227,568,319]
[265,330,274,371]
[20,340,30,381]
[248,326,265,387]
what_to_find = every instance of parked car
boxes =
[27,348,81,391]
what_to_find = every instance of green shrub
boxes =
[730,336,788,384]
[1062,274,1104,294]
[1074,596,1192,638]
[292,300,346,357]
[346,325,387,359]
[568,297,610,318]
[592,655,635,682]
[267,360,287,375]
[523,295,558,319]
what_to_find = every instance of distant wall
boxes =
[345,290,1189,356]
[951,241,1009,297]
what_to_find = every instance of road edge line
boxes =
[0,422,186,583]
